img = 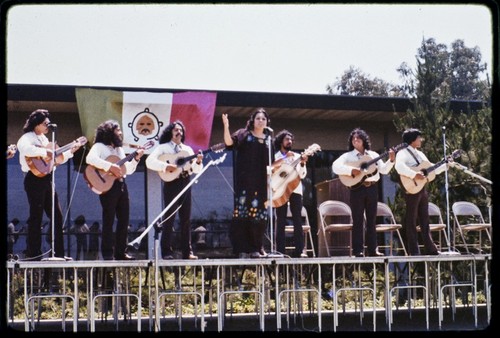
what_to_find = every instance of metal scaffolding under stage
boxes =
[5,254,491,332]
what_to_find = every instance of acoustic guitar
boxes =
[265,143,321,208]
[338,143,408,188]
[400,149,461,194]
[26,136,87,177]
[158,143,225,182]
[84,140,154,194]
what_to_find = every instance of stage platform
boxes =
[5,254,491,332]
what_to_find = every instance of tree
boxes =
[390,39,492,230]
[327,37,493,233]
[326,66,406,97]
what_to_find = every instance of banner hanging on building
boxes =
[75,88,217,154]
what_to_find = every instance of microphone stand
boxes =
[43,124,65,261]
[128,153,226,331]
[440,127,459,256]
[128,154,227,252]
[265,129,283,258]
[450,161,492,222]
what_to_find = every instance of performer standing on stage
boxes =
[332,128,394,257]
[17,109,83,260]
[273,130,308,258]
[146,121,203,260]
[86,120,144,260]
[395,128,445,256]
[222,108,275,258]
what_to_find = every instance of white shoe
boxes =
[300,253,308,258]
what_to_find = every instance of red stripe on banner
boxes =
[171,91,217,151]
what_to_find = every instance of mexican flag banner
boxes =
[75,87,217,154]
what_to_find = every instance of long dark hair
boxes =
[348,128,371,151]
[23,109,49,133]
[245,107,270,131]
[94,120,121,146]
[159,120,186,144]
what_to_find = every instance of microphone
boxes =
[264,127,274,133]
[442,126,446,131]
[47,123,58,131]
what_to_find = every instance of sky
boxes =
[5,3,495,95]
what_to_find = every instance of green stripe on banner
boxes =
[76,88,217,153]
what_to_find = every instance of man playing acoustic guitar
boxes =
[332,128,395,257]
[17,109,84,260]
[86,120,144,260]
[145,120,203,260]
[395,128,450,256]
[272,130,310,258]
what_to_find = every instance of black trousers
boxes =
[349,183,378,255]
[404,189,438,255]
[99,179,130,259]
[161,175,194,258]
[275,193,304,257]
[23,171,65,258]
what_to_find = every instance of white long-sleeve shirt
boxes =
[395,146,446,178]
[332,149,394,182]
[86,143,139,177]
[17,131,73,173]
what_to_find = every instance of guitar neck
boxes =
[424,158,447,175]
[54,140,78,157]
[364,150,389,167]
[176,147,217,165]
[360,143,407,169]
[116,150,138,167]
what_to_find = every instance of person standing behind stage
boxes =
[86,120,144,260]
[145,121,203,260]
[273,130,308,258]
[395,128,444,256]
[70,214,89,260]
[87,221,101,260]
[17,109,83,260]
[222,108,275,259]
[7,218,20,256]
[332,128,395,257]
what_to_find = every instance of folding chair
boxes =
[317,200,353,257]
[417,202,450,251]
[374,202,407,256]
[452,201,491,254]
[285,205,316,257]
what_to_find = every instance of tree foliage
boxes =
[328,37,492,222]
[390,38,492,223]
[326,66,404,97]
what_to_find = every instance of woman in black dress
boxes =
[222,108,274,258]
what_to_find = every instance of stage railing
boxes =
[6,254,490,332]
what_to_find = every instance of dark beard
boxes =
[284,144,292,151]
[112,133,123,147]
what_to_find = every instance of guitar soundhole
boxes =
[279,172,287,178]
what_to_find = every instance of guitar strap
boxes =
[406,148,420,166]
[400,148,421,193]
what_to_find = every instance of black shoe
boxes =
[162,255,174,260]
[368,250,384,257]
[428,250,442,256]
[115,253,135,260]
[354,252,364,257]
